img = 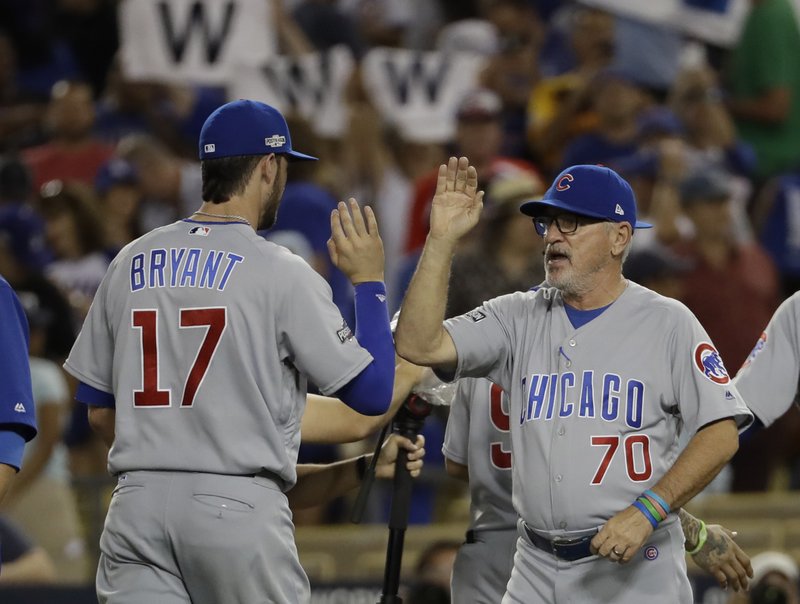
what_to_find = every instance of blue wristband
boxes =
[644,489,671,515]
[633,500,659,529]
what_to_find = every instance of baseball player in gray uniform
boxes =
[444,376,752,602]
[734,290,800,427]
[396,159,752,603]
[63,100,396,604]
[444,377,517,604]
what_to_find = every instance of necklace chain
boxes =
[192,210,252,227]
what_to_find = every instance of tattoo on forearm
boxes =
[679,508,701,549]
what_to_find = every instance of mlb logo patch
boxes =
[204,144,216,153]
[265,135,286,148]
[189,226,211,236]
[693,342,730,385]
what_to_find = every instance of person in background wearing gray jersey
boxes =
[734,290,800,428]
[63,100,397,604]
[396,158,752,603]
[444,377,752,603]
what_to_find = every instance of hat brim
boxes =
[286,150,318,162]
[519,198,653,229]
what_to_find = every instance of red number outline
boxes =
[489,383,512,470]
[132,307,227,408]
[590,434,653,485]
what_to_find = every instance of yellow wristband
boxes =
[686,520,707,555]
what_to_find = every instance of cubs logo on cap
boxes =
[198,100,317,162]
[519,165,652,230]
[693,342,730,385]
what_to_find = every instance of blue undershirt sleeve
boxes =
[76,382,116,408]
[334,282,394,416]
[0,431,26,471]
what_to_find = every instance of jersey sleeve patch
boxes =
[466,309,486,322]
[693,342,731,385]
[740,331,767,370]
[336,320,354,344]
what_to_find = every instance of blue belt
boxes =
[524,524,598,561]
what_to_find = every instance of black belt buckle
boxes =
[550,535,593,561]
[525,524,596,561]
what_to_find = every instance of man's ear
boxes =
[612,222,633,257]
[260,153,278,184]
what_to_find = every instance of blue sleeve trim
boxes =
[0,431,26,471]
[76,382,116,408]
[334,282,394,415]
[739,415,763,443]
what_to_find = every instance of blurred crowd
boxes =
[1,0,800,597]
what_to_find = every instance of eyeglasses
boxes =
[532,214,608,237]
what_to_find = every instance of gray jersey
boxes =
[734,291,800,427]
[443,377,516,532]
[64,220,372,486]
[442,282,752,532]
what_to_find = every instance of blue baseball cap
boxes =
[198,99,317,162]
[95,158,138,196]
[0,203,52,269]
[519,165,652,230]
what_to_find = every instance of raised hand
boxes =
[327,198,384,284]
[428,156,484,244]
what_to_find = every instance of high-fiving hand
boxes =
[428,157,484,244]
[328,198,384,284]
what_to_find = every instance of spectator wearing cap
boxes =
[21,80,113,191]
[445,172,546,318]
[403,87,541,256]
[94,157,143,252]
[673,167,783,493]
[558,67,648,171]
[727,551,800,604]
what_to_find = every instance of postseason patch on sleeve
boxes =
[466,309,486,323]
[740,331,767,369]
[693,342,730,385]
[336,320,354,343]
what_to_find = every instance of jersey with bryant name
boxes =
[443,377,516,533]
[442,282,752,533]
[735,290,800,427]
[64,220,372,486]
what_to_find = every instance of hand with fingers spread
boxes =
[590,505,654,564]
[690,523,752,592]
[428,156,485,244]
[327,198,384,284]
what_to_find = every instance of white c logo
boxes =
[556,174,574,191]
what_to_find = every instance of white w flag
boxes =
[361,48,486,143]
[229,46,356,138]
[120,0,276,85]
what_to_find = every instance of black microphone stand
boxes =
[349,394,433,604]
